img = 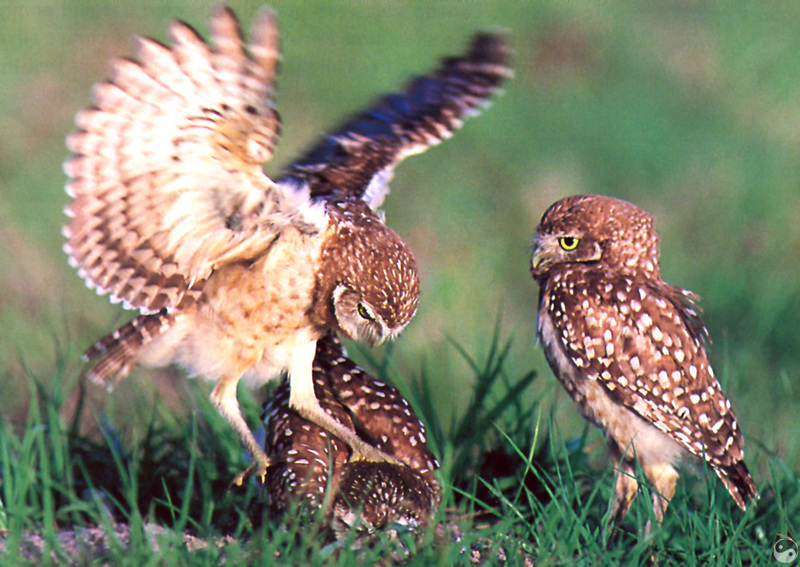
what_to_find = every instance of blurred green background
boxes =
[1,0,799,481]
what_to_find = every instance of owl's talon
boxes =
[349,440,402,466]
[229,457,271,490]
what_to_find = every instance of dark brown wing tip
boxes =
[81,310,171,387]
[281,28,512,204]
[718,460,758,510]
[463,30,514,74]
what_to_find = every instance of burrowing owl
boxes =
[63,6,509,484]
[530,194,756,532]
[262,333,439,539]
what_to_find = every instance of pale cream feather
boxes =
[63,6,324,314]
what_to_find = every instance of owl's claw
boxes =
[230,455,271,489]
[348,438,402,466]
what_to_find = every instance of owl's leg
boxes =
[607,441,639,532]
[288,340,401,465]
[642,462,678,538]
[209,376,272,486]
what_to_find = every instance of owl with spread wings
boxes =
[64,5,510,484]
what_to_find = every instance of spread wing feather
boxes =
[281,32,512,210]
[63,6,321,314]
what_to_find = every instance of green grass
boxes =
[2,0,800,564]
[1,331,796,565]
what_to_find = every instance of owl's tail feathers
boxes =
[82,309,172,389]
[716,460,758,510]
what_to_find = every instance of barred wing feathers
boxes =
[64,6,320,314]
[282,32,512,210]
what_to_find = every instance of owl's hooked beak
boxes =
[370,335,388,348]
[531,234,568,276]
[367,322,408,349]
[531,248,545,272]
[354,321,392,349]
[530,237,550,275]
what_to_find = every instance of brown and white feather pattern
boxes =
[313,200,420,335]
[63,6,322,314]
[82,309,174,386]
[262,333,439,531]
[282,32,511,210]
[531,194,756,522]
[63,4,501,487]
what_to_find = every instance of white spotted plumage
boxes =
[531,194,757,532]
[64,5,509,486]
[262,333,440,538]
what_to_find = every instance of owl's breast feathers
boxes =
[539,266,744,467]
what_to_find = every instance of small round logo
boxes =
[774,536,798,564]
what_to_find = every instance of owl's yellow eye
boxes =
[357,303,375,322]
[559,236,580,251]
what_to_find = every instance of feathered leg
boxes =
[642,461,679,538]
[288,340,401,465]
[209,377,272,486]
[607,440,639,532]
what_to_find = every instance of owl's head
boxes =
[531,194,660,281]
[317,201,420,347]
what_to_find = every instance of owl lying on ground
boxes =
[262,332,440,542]
[63,5,510,485]
[530,194,757,534]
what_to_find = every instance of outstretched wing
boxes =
[280,32,512,210]
[64,6,323,314]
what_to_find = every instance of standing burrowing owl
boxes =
[263,333,439,540]
[63,6,510,484]
[530,194,756,532]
